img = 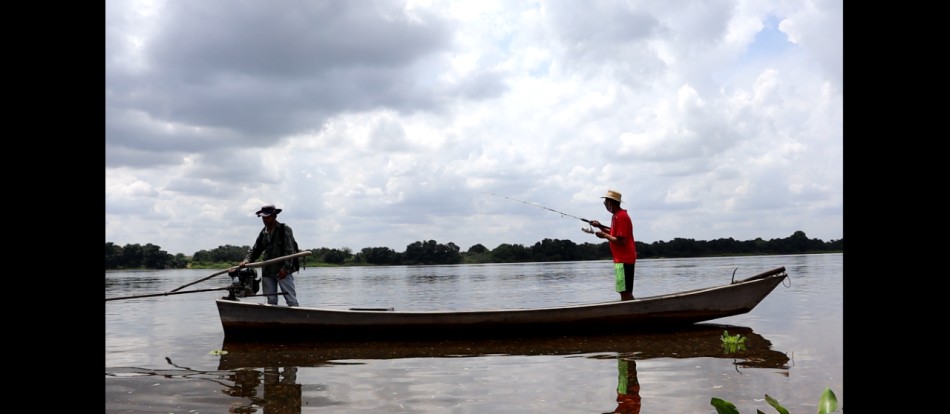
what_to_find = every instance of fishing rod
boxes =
[484,192,601,234]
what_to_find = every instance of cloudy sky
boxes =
[105,0,843,257]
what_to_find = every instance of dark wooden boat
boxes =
[216,266,788,341]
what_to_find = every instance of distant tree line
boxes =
[105,230,842,270]
[105,242,189,269]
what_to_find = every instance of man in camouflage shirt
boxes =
[240,204,299,306]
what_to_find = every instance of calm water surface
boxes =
[105,253,843,413]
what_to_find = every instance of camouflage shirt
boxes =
[244,222,296,278]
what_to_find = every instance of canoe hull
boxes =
[217,267,787,341]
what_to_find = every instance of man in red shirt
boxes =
[590,189,638,301]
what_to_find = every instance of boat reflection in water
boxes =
[216,323,788,414]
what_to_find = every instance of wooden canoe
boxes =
[216,266,788,341]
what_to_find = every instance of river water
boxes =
[105,253,843,413]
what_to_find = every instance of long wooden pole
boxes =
[105,286,231,302]
[105,287,289,302]
[169,251,312,292]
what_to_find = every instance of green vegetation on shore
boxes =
[106,230,841,270]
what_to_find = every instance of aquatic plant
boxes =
[711,386,839,414]
[720,330,747,353]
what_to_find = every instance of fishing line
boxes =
[484,192,597,234]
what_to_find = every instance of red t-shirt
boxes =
[609,209,637,263]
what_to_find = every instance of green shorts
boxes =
[614,262,636,293]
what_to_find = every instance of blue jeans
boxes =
[262,274,298,306]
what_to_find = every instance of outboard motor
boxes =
[224,267,260,300]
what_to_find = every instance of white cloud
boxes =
[106,0,843,255]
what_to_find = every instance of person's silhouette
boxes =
[263,366,302,414]
[607,358,641,414]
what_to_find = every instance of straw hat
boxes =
[600,190,623,203]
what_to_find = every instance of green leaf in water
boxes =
[817,387,838,414]
[710,397,741,414]
[764,394,789,414]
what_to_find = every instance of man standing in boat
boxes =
[240,204,300,307]
[590,190,638,301]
